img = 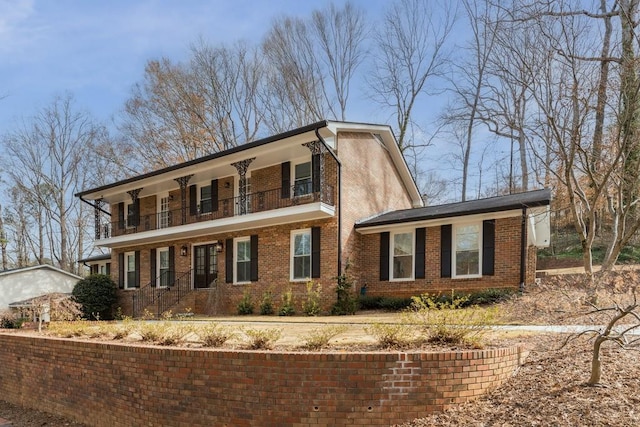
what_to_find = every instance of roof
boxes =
[8,292,72,308]
[0,264,82,281]
[77,253,111,264]
[74,120,423,207]
[355,188,551,228]
[75,120,330,197]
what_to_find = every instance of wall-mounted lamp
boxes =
[169,195,174,201]
[214,241,224,253]
[224,181,231,189]
[180,245,188,257]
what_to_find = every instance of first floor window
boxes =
[392,231,414,280]
[158,247,170,287]
[291,230,311,280]
[454,224,481,277]
[235,238,251,283]
[125,252,136,289]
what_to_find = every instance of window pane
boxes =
[237,240,250,261]
[127,254,135,272]
[455,224,480,276]
[237,261,250,282]
[294,256,311,279]
[392,233,413,279]
[200,185,212,213]
[295,162,311,179]
[159,250,169,269]
[294,233,311,256]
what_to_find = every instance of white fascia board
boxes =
[97,203,335,249]
[326,121,423,208]
[355,209,523,235]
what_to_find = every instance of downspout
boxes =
[315,127,342,276]
[79,196,111,216]
[519,206,528,293]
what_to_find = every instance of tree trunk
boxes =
[588,337,603,385]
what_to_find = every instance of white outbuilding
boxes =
[0,265,81,310]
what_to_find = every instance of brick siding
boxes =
[356,216,537,297]
[0,333,527,427]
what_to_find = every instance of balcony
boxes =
[96,183,335,247]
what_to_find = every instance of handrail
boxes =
[157,270,193,317]
[99,183,335,239]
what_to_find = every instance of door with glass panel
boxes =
[194,244,218,288]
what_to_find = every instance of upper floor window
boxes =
[293,161,312,196]
[453,223,481,277]
[126,202,135,227]
[200,185,212,214]
[391,231,414,280]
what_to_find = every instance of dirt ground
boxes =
[2,269,640,426]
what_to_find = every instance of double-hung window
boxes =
[391,231,414,280]
[158,247,170,287]
[454,224,481,277]
[235,237,251,283]
[291,229,311,280]
[125,252,136,289]
[293,162,312,196]
[126,203,135,227]
[200,185,212,214]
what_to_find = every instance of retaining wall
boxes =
[0,333,526,426]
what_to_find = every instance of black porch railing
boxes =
[99,183,334,240]
[132,270,192,318]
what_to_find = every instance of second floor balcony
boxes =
[95,182,335,247]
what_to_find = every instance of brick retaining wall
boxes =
[0,334,526,426]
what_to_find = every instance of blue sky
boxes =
[0,0,388,129]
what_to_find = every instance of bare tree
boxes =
[2,94,103,273]
[369,0,456,152]
[311,2,367,121]
[443,0,499,200]
[0,204,7,270]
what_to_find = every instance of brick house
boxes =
[76,121,550,316]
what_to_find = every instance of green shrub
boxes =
[302,281,322,316]
[237,289,254,315]
[331,274,358,315]
[300,325,348,350]
[358,295,383,310]
[72,274,118,320]
[259,291,274,315]
[409,292,501,346]
[379,297,413,311]
[243,327,282,350]
[365,322,415,349]
[198,322,236,347]
[279,289,295,316]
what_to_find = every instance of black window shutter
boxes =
[225,238,233,283]
[311,227,321,278]
[132,199,140,227]
[415,228,426,279]
[134,251,141,288]
[117,202,125,229]
[281,162,291,198]
[311,153,321,193]
[189,185,197,216]
[211,179,219,212]
[482,220,495,276]
[169,246,176,284]
[441,225,452,278]
[150,248,156,287]
[250,234,258,281]
[380,232,390,281]
[118,252,124,289]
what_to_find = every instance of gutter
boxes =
[315,127,343,276]
[79,196,111,216]
[519,206,527,293]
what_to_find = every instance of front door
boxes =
[194,244,218,288]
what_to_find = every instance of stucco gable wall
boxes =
[337,131,414,281]
[0,268,80,309]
